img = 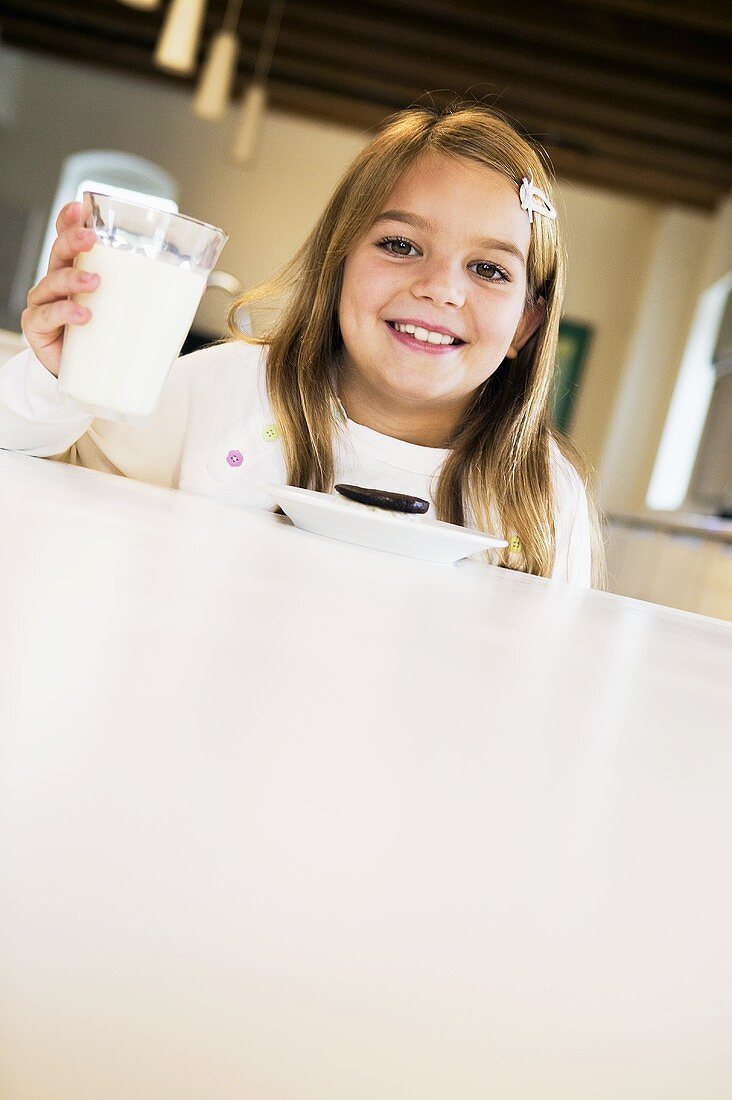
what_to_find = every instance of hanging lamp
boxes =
[154,0,209,75]
[230,0,285,166]
[117,0,161,10]
[192,0,244,120]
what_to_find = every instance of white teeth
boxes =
[394,322,455,345]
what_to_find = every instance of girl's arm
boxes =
[0,341,200,489]
[0,339,263,490]
[0,346,95,458]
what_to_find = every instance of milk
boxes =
[59,242,207,418]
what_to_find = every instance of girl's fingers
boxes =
[27,267,100,308]
[54,201,84,236]
[23,298,91,339]
[47,224,97,275]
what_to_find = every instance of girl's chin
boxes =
[382,376,466,408]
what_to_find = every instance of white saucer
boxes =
[261,484,508,564]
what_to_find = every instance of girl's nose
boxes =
[410,259,465,309]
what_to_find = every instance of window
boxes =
[35,151,179,285]
[646,272,732,512]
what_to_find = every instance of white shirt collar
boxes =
[344,416,449,476]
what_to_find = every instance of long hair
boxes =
[227,103,605,586]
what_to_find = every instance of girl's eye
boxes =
[469,261,509,283]
[378,236,418,257]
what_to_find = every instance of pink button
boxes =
[226,450,243,467]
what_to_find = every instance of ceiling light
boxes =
[192,0,244,120]
[154,0,208,75]
[230,0,285,166]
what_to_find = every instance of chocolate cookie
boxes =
[334,484,430,514]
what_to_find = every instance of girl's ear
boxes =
[505,297,547,359]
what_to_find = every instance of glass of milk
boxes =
[58,192,228,420]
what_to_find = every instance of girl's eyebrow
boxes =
[373,209,526,268]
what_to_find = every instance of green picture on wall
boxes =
[552,320,593,432]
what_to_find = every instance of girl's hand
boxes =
[20,202,100,377]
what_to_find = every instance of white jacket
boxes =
[0,339,591,584]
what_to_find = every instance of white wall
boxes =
[598,206,713,511]
[704,191,732,288]
[1,42,719,513]
[557,181,662,474]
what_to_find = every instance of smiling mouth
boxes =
[386,321,465,347]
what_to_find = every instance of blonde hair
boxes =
[228,103,605,586]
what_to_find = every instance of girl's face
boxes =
[338,152,539,436]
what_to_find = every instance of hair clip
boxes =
[519,176,557,224]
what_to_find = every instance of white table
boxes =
[1,450,731,1100]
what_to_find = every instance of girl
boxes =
[1,103,603,586]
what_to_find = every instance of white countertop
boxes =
[1,450,731,1099]
[610,508,732,543]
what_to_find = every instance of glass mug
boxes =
[58,192,228,420]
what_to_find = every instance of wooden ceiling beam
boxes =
[262,81,720,208]
[365,0,732,39]
[557,0,732,36]
[4,0,730,84]
[3,12,729,175]
[2,9,728,158]
[273,14,729,120]
[3,0,728,141]
[1,3,728,210]
[260,45,730,156]
[330,0,732,80]
[3,27,719,210]
[514,114,732,185]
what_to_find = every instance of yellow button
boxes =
[262,423,279,442]
[508,536,522,553]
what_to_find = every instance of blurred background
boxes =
[0,0,730,617]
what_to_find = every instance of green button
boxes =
[262,423,279,442]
